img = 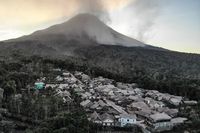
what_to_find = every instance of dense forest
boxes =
[75,45,200,100]
[1,49,200,100]
[0,52,200,132]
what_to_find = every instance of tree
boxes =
[3,80,16,101]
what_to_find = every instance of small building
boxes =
[56,76,64,82]
[118,114,137,127]
[169,96,183,106]
[183,100,198,106]
[89,111,102,124]
[100,113,115,126]
[171,117,187,126]
[130,101,149,111]
[80,100,91,108]
[164,108,178,118]
[144,97,165,109]
[34,82,45,90]
[45,84,58,89]
[135,110,152,121]
[147,113,173,132]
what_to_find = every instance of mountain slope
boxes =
[7,14,146,47]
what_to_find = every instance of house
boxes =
[80,100,91,108]
[63,72,72,77]
[169,96,183,106]
[34,82,45,90]
[107,107,120,115]
[55,76,64,82]
[118,114,137,127]
[134,88,144,96]
[89,111,102,124]
[183,100,198,106]
[147,113,173,132]
[130,101,149,111]
[171,117,187,126]
[116,82,129,90]
[164,108,178,118]
[128,95,143,102]
[90,102,100,110]
[106,100,128,114]
[45,84,58,89]
[100,113,115,126]
[135,110,152,121]
[58,84,69,90]
[74,87,85,93]
[98,100,106,108]
[52,68,61,72]
[81,74,91,82]
[55,90,71,98]
[144,97,165,109]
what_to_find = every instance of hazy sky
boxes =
[0,0,199,53]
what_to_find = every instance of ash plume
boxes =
[126,0,162,42]
[74,0,110,22]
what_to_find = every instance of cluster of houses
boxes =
[34,69,197,133]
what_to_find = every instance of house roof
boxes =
[98,100,106,107]
[119,114,136,119]
[131,101,149,110]
[165,109,178,116]
[90,111,101,121]
[135,110,150,118]
[90,102,99,109]
[150,113,171,122]
[100,113,114,121]
[80,100,91,107]
[106,100,128,114]
[128,95,143,102]
[171,117,187,124]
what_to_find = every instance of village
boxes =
[33,69,198,133]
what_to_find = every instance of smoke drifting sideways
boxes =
[108,0,162,42]
[74,0,162,42]
[130,0,162,42]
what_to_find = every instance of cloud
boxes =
[130,0,161,41]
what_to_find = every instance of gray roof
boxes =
[80,100,91,107]
[90,111,101,121]
[106,100,128,114]
[135,110,152,118]
[98,100,106,107]
[119,114,136,119]
[150,113,171,122]
[90,102,99,109]
[100,113,114,121]
[165,109,178,116]
[171,117,187,124]
[131,102,149,110]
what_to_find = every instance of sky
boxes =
[0,0,199,53]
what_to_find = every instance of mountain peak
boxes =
[67,13,102,23]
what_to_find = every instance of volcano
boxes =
[0,13,152,56]
[12,13,146,47]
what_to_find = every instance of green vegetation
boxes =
[0,52,200,132]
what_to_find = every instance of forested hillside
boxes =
[75,45,200,100]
